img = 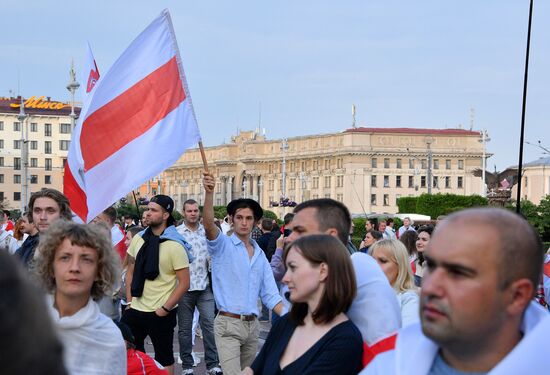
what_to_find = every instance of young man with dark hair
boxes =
[123,195,191,375]
[93,206,127,260]
[362,208,550,374]
[176,199,222,375]
[203,172,283,375]
[15,188,72,267]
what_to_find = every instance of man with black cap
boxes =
[203,172,283,375]
[122,194,192,375]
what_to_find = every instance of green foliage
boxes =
[116,202,145,220]
[262,209,278,220]
[172,210,183,221]
[397,197,417,213]
[507,197,550,241]
[352,218,367,244]
[213,206,227,219]
[397,193,488,218]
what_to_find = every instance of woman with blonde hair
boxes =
[34,220,126,374]
[369,239,419,326]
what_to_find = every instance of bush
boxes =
[397,193,488,218]
[262,209,278,220]
[397,197,417,213]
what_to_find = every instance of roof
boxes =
[523,156,550,168]
[0,97,81,116]
[345,127,481,136]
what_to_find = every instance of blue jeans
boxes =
[177,285,219,370]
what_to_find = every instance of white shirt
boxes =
[0,230,18,254]
[177,222,210,291]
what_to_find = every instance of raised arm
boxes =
[203,171,220,241]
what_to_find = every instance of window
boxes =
[384,158,390,168]
[324,176,331,188]
[383,194,390,206]
[30,175,38,184]
[59,140,70,151]
[324,159,331,169]
[336,193,343,202]
[371,175,377,187]
[371,158,377,168]
[45,141,52,154]
[13,140,21,149]
[13,122,21,132]
[45,123,52,137]
[62,158,67,168]
[0,192,3,201]
[30,158,38,167]
[337,158,343,169]
[13,192,21,201]
[446,159,451,170]
[301,161,306,171]
[371,194,377,205]
[312,160,318,170]
[458,160,464,170]
[290,178,296,190]
[324,193,331,199]
[421,176,426,188]
[336,175,344,187]
[396,175,402,188]
[433,159,439,169]
[396,194,401,205]
[0,139,3,148]
[457,176,463,188]
[0,121,3,130]
[30,122,38,132]
[421,159,427,169]
[433,176,439,188]
[0,174,3,183]
[409,159,415,169]
[409,176,414,188]
[30,141,38,150]
[312,177,319,189]
[396,159,402,169]
[268,164,273,174]
[14,174,21,183]
[290,162,295,173]
[0,157,3,166]
[445,176,451,188]
[45,175,52,184]
[60,123,72,134]
[14,157,21,170]
[383,175,390,188]
[268,180,274,191]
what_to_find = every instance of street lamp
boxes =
[66,60,80,129]
[242,178,248,199]
[17,97,29,212]
[478,130,491,197]
[257,179,263,205]
[281,138,289,199]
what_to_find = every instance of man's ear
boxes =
[506,278,535,316]
[324,228,339,239]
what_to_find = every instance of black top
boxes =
[251,315,363,375]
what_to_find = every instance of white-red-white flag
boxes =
[64,9,201,222]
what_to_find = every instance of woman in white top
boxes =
[369,239,419,326]
[34,220,126,375]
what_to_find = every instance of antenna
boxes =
[469,108,475,130]
[258,101,262,130]
[352,104,356,128]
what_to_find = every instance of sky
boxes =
[2,1,549,171]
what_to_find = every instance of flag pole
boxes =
[132,191,141,223]
[198,140,209,173]
[515,0,534,214]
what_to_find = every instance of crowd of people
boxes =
[1,173,550,374]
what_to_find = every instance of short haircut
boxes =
[126,226,144,238]
[28,188,72,223]
[0,251,67,374]
[183,199,199,209]
[283,213,295,225]
[284,234,356,325]
[294,199,351,244]
[399,230,418,257]
[378,219,387,225]
[261,218,273,231]
[34,220,120,300]
[442,208,543,291]
[102,206,117,224]
[417,225,434,237]
[369,239,416,293]
[386,218,394,225]
[368,230,383,241]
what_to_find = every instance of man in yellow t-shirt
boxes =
[122,195,190,375]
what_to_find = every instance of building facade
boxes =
[511,157,550,204]
[0,96,79,211]
[140,127,485,217]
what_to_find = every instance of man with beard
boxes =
[361,208,550,374]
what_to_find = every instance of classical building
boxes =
[0,96,80,211]
[511,157,550,204]
[140,127,485,217]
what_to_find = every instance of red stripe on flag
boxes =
[63,164,88,222]
[544,261,550,278]
[80,57,185,171]
[362,334,397,367]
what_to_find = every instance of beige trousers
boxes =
[214,314,260,375]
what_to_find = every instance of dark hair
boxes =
[0,251,67,375]
[283,213,295,225]
[102,206,117,224]
[183,199,199,209]
[386,218,394,225]
[368,230,383,241]
[293,199,351,245]
[126,226,144,238]
[227,199,263,221]
[261,218,273,231]
[399,230,418,257]
[416,225,433,266]
[283,234,356,325]
[28,188,72,223]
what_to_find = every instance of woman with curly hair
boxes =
[34,220,126,374]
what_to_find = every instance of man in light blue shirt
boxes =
[203,172,283,375]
